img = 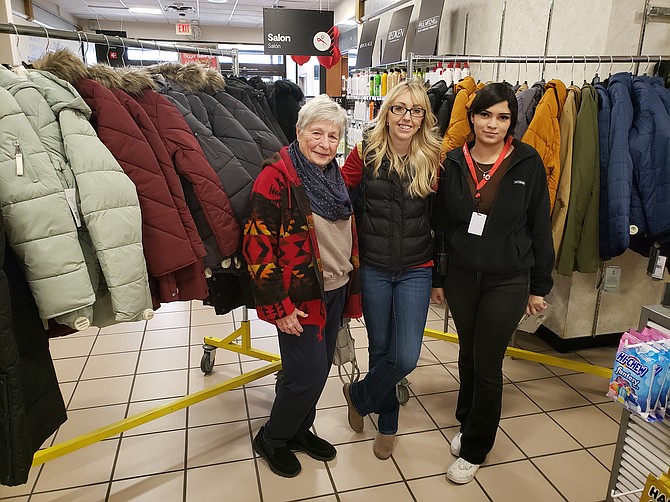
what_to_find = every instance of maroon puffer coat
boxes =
[75,78,208,302]
[134,89,241,266]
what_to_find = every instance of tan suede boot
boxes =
[373,433,396,460]
[343,383,364,432]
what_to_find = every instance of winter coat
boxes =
[427,80,449,116]
[32,51,154,324]
[109,88,210,302]
[0,85,98,323]
[437,89,456,137]
[0,67,99,328]
[551,85,581,256]
[595,83,613,259]
[434,139,554,296]
[441,76,477,153]
[603,73,635,257]
[514,81,545,139]
[148,65,263,180]
[164,95,254,223]
[557,84,600,275]
[650,77,670,115]
[1,214,67,487]
[630,75,670,243]
[134,89,241,268]
[243,148,362,330]
[267,79,304,144]
[522,79,568,212]
[201,66,282,160]
[240,76,290,145]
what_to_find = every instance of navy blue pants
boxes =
[264,285,347,446]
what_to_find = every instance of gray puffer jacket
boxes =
[165,95,253,222]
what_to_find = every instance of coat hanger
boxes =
[138,39,144,67]
[592,56,601,85]
[608,55,613,78]
[524,55,528,85]
[583,55,588,85]
[643,55,651,76]
[570,56,575,86]
[629,55,635,76]
[102,34,111,65]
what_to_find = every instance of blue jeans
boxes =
[349,264,432,435]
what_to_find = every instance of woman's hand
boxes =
[276,308,308,336]
[526,295,548,316]
[431,287,446,305]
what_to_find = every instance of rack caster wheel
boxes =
[200,345,216,374]
[397,378,410,405]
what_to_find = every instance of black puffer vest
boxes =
[357,149,433,269]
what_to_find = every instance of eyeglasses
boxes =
[389,105,426,118]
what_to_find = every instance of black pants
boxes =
[264,285,347,446]
[444,265,529,465]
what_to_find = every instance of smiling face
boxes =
[296,120,341,168]
[386,90,425,152]
[470,101,512,147]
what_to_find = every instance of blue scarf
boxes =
[288,141,352,221]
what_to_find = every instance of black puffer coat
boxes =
[266,79,304,144]
[1,212,67,486]
[227,76,289,146]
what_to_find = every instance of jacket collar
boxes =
[447,138,536,174]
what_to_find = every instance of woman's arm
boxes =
[341,143,365,189]
[527,154,555,298]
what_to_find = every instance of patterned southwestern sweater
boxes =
[243,147,362,335]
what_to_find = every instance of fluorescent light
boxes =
[128,6,163,14]
[33,19,57,29]
[207,0,229,3]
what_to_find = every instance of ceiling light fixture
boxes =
[207,0,229,3]
[128,6,163,14]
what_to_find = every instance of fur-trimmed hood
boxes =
[148,62,224,94]
[32,48,89,85]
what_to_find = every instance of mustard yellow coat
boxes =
[522,79,567,211]
[441,76,478,153]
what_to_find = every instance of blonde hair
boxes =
[363,80,442,198]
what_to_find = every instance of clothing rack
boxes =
[405,52,670,77]
[0,22,239,75]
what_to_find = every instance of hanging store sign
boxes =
[381,6,414,65]
[354,18,380,69]
[179,53,218,68]
[263,8,335,55]
[412,0,443,56]
[176,23,192,36]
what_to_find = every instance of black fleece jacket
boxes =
[432,139,554,296]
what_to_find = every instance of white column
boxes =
[0,0,19,65]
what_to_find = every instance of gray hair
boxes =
[296,94,347,139]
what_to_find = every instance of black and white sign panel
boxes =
[381,6,414,65]
[355,18,380,69]
[263,9,335,55]
[413,0,443,56]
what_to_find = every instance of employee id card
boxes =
[468,212,487,236]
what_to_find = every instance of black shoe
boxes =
[253,427,301,478]
[287,431,337,461]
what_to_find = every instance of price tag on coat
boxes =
[468,212,487,236]
[64,188,82,227]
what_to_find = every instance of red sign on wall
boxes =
[179,52,219,68]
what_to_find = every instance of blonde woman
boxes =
[341,80,442,459]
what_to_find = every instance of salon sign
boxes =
[263,8,335,55]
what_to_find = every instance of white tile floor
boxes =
[0,301,621,502]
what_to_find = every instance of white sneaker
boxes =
[447,457,480,484]
[450,432,462,456]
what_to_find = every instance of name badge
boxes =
[468,212,487,236]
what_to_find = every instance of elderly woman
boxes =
[243,94,362,478]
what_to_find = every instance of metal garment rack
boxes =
[405,52,670,77]
[0,22,240,75]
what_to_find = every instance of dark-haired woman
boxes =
[431,83,554,484]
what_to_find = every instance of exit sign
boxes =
[176,23,191,35]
